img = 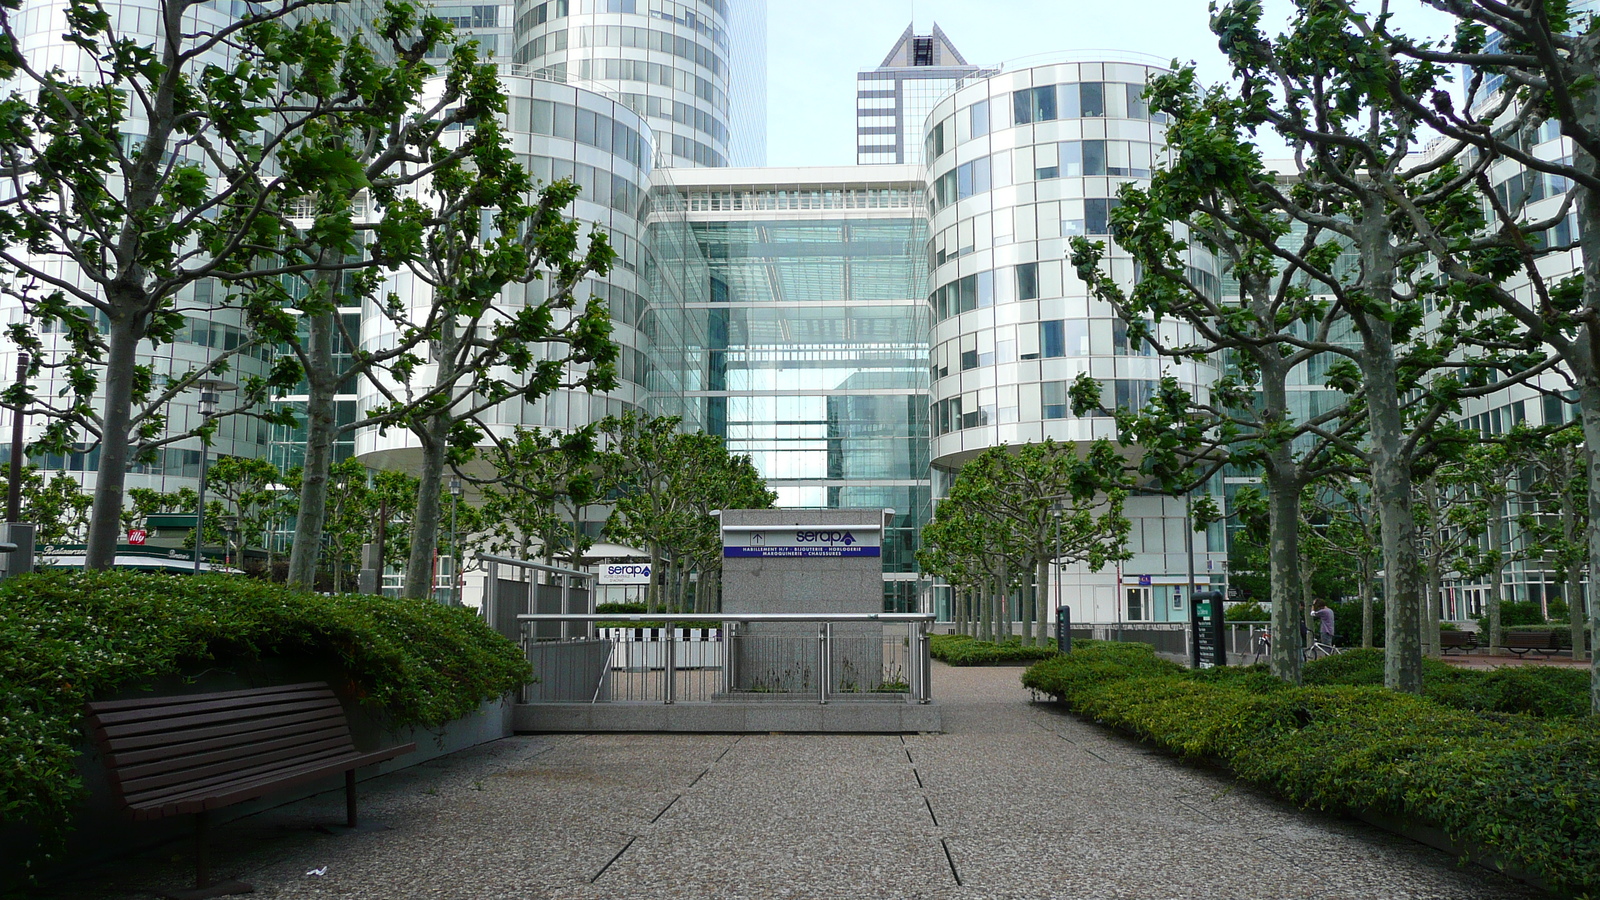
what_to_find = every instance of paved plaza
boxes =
[40,664,1540,899]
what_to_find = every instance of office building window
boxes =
[1016,262,1039,300]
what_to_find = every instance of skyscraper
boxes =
[509,0,767,168]
[856,24,979,166]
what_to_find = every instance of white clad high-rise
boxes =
[923,57,1226,622]
[509,0,766,168]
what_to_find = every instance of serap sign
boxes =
[597,562,653,585]
[723,528,881,558]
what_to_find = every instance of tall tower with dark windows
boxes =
[856,24,979,166]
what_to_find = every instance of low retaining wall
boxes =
[16,658,513,885]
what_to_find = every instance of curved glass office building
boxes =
[355,76,664,472]
[509,0,766,168]
[923,59,1225,622]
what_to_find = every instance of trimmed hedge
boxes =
[931,633,1060,665]
[0,571,532,878]
[1023,642,1600,895]
[1303,648,1591,719]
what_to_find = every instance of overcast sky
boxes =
[764,0,1459,167]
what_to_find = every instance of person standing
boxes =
[1311,600,1336,647]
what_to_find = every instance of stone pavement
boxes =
[37,664,1541,899]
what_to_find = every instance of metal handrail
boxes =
[518,612,934,623]
[519,612,935,704]
[477,552,592,579]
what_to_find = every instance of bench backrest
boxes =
[1440,631,1474,645]
[83,682,359,812]
[1502,631,1559,647]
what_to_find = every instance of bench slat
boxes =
[93,696,343,739]
[128,745,415,820]
[114,723,353,782]
[85,682,333,714]
[118,734,357,800]
[101,708,349,762]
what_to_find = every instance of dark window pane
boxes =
[1081,82,1105,117]
[1034,85,1056,121]
[1016,262,1039,300]
[1041,320,1065,358]
[1013,89,1032,125]
[1083,139,1106,176]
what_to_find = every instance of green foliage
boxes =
[1479,601,1547,629]
[1326,598,1383,649]
[1022,643,1600,894]
[599,413,776,613]
[930,634,1060,666]
[0,466,93,549]
[1224,601,1269,622]
[0,571,530,876]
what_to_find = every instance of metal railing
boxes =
[517,613,935,706]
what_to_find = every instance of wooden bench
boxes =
[84,682,415,898]
[1500,630,1562,657]
[1439,630,1479,654]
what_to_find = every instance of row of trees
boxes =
[1,411,774,605]
[470,413,775,613]
[0,0,616,599]
[919,440,1131,646]
[1061,0,1599,710]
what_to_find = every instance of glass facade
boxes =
[509,0,766,168]
[352,77,678,476]
[669,166,931,610]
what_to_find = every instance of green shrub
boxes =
[1301,648,1588,719]
[1326,598,1382,648]
[1224,601,1268,622]
[1022,645,1600,895]
[0,571,532,878]
[1477,601,1547,629]
[931,633,1059,665]
[595,601,648,614]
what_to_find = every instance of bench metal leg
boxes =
[159,810,253,900]
[195,810,210,889]
[346,770,358,828]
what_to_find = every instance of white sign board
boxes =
[722,528,881,558]
[597,562,653,585]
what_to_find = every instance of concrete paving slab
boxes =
[34,663,1547,900]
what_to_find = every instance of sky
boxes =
[764,0,1460,168]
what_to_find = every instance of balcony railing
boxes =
[516,613,935,706]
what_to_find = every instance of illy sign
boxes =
[597,562,653,585]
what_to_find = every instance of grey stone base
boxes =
[513,701,943,733]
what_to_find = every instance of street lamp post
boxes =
[193,389,218,575]
[448,478,462,605]
[191,381,235,575]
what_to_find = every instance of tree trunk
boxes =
[979,579,992,643]
[1265,468,1303,683]
[1035,555,1050,647]
[1424,551,1443,658]
[647,544,662,613]
[1363,334,1424,693]
[1360,562,1374,649]
[287,287,340,588]
[83,308,143,569]
[403,414,450,600]
[1488,490,1508,656]
[1579,378,1600,712]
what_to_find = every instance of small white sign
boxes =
[597,562,653,585]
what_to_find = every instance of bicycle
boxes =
[1305,634,1341,660]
